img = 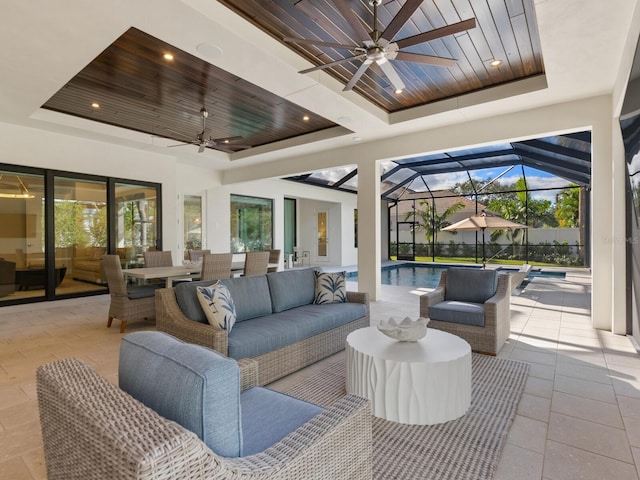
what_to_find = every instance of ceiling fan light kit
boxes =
[285,0,476,93]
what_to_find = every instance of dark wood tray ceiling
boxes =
[219,0,544,112]
[42,27,337,153]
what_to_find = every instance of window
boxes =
[230,194,272,252]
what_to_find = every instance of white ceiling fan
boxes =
[285,0,476,92]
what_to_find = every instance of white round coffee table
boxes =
[346,326,471,425]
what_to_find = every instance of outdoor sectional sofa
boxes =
[156,267,370,385]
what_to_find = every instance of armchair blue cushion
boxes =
[119,331,325,458]
[444,267,497,303]
[119,331,243,457]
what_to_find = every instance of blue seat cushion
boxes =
[430,300,485,327]
[227,302,366,359]
[118,332,243,457]
[127,283,163,299]
[267,268,317,312]
[445,268,498,303]
[240,387,323,456]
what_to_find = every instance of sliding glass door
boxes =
[0,164,161,305]
[54,177,108,295]
[115,183,159,268]
[0,170,45,301]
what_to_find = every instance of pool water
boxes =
[346,263,565,288]
[346,264,475,288]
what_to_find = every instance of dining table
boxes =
[121,265,202,287]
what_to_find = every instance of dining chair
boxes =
[143,250,173,267]
[243,251,270,277]
[200,253,233,281]
[188,249,211,263]
[102,255,160,333]
[267,249,281,273]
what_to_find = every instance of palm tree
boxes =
[405,200,464,254]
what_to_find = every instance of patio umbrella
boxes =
[441,211,528,268]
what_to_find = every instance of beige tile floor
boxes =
[1,269,640,479]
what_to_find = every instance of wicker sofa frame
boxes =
[420,270,511,355]
[156,287,369,385]
[37,357,372,480]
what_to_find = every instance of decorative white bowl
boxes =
[377,316,430,342]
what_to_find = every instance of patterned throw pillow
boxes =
[314,271,347,304]
[196,282,237,332]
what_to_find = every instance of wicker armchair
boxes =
[188,249,210,262]
[200,252,232,281]
[143,250,173,267]
[103,255,159,333]
[267,249,281,273]
[243,251,270,276]
[37,356,372,480]
[420,268,511,355]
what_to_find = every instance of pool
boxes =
[346,264,479,288]
[346,263,565,288]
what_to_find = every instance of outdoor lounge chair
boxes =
[419,267,511,355]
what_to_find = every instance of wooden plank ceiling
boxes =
[220,0,544,111]
[42,0,544,153]
[42,28,337,153]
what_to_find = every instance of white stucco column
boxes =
[357,158,381,301]
[612,123,628,334]
[591,99,620,331]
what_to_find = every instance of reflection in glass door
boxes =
[54,177,108,295]
[115,183,159,268]
[317,211,328,258]
[0,171,45,302]
[184,195,203,257]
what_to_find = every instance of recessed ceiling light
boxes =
[303,115,310,121]
[224,139,230,144]
[490,59,502,67]
[91,102,100,109]
[196,43,223,59]
[395,88,403,94]
[163,53,174,61]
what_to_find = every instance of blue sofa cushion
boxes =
[175,279,219,323]
[240,387,323,456]
[430,300,485,327]
[444,268,497,304]
[314,271,347,304]
[267,268,317,312]
[219,275,272,322]
[118,332,243,458]
[227,302,367,359]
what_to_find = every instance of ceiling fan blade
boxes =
[343,61,371,91]
[381,0,424,42]
[395,17,477,49]
[300,54,366,74]
[395,51,457,67]
[198,144,206,153]
[284,37,358,51]
[378,60,406,92]
[332,0,371,42]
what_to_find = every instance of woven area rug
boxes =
[284,354,529,480]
